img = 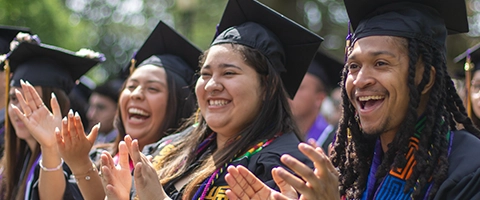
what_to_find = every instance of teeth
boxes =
[358,95,384,101]
[128,108,149,116]
[209,100,229,106]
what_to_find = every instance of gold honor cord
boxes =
[465,55,473,118]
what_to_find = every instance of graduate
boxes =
[0,26,31,158]
[454,43,480,129]
[1,39,103,199]
[98,0,323,199]
[289,50,343,150]
[56,20,200,200]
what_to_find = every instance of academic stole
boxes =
[192,133,280,200]
[361,117,452,200]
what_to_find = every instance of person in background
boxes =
[1,38,103,199]
[289,51,343,144]
[454,43,480,129]
[0,26,30,158]
[69,75,96,131]
[87,78,124,144]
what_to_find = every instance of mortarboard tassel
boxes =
[465,50,473,118]
[129,59,136,75]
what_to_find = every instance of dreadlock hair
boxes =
[330,36,480,199]
[154,43,301,200]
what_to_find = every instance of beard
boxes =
[360,116,392,140]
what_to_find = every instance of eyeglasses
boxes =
[471,83,480,94]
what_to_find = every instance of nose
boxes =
[352,67,376,89]
[130,86,144,100]
[204,76,223,95]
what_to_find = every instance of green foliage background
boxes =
[1,0,478,84]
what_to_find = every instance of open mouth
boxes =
[358,95,385,110]
[128,108,150,120]
[208,99,231,106]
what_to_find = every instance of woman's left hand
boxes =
[11,80,62,148]
[124,135,169,200]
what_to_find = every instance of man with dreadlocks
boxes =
[330,0,480,199]
[223,0,480,199]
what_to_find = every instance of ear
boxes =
[421,66,436,94]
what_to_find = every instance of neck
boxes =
[379,130,396,152]
[216,133,231,149]
[25,138,38,152]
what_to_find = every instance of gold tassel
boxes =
[129,59,136,75]
[465,56,474,118]
[4,59,10,136]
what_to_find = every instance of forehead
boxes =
[349,36,408,57]
[128,65,167,80]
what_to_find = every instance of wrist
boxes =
[70,157,96,174]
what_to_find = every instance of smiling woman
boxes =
[98,0,323,199]
[54,20,200,200]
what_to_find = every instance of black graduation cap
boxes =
[344,0,469,50]
[307,50,344,91]
[6,42,104,93]
[212,0,324,98]
[454,43,480,74]
[124,20,202,85]
[0,25,31,54]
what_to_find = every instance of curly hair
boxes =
[331,37,480,199]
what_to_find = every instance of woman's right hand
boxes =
[124,135,170,200]
[55,109,99,172]
[100,143,132,200]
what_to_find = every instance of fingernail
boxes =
[14,88,20,94]
[55,127,60,132]
[68,109,73,116]
[26,81,32,86]
[63,116,67,124]
[74,111,79,118]
[97,122,101,128]
[20,79,25,85]
[51,92,56,98]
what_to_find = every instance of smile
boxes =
[208,99,231,106]
[357,95,385,110]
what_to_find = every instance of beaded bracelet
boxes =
[39,158,64,172]
[72,162,97,181]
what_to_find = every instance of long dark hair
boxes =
[111,65,197,155]
[1,87,70,200]
[155,43,300,200]
[331,37,480,199]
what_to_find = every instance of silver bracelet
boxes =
[39,158,64,172]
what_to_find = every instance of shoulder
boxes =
[142,126,192,156]
[447,130,480,176]
[434,130,480,200]
[247,132,313,171]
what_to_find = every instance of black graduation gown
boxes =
[434,130,480,200]
[160,132,314,200]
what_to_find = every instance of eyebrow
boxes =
[202,63,243,70]
[348,50,397,60]
[128,79,167,87]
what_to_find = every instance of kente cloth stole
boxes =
[361,117,451,200]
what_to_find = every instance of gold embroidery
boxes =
[204,186,230,200]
